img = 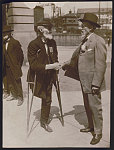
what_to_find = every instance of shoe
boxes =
[90,134,102,145]
[3,93,10,99]
[17,99,23,106]
[80,127,94,133]
[6,95,15,101]
[40,123,53,132]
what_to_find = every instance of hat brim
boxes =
[79,18,101,28]
[3,29,14,33]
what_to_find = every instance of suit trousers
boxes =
[88,93,103,134]
[81,83,103,134]
[3,76,10,94]
[6,66,23,99]
[81,88,94,129]
[40,83,52,124]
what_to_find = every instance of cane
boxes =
[27,73,36,133]
[27,82,29,133]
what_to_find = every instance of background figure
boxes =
[107,36,110,47]
[2,25,24,106]
[27,19,61,132]
[62,13,107,145]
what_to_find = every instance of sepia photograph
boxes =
[2,1,112,148]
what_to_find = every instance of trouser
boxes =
[81,88,94,129]
[40,99,51,124]
[6,67,23,99]
[88,93,103,134]
[40,83,52,124]
[81,85,103,134]
[3,76,10,94]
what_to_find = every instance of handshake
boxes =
[45,61,70,71]
[45,62,63,70]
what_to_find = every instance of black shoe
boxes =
[90,134,102,145]
[17,99,24,106]
[40,123,53,132]
[80,127,94,133]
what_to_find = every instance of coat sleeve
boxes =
[15,41,24,67]
[2,45,6,77]
[92,37,107,87]
[27,42,45,73]
[52,39,58,62]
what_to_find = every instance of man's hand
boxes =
[61,60,71,71]
[91,85,100,95]
[45,62,62,70]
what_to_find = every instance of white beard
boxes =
[44,34,53,40]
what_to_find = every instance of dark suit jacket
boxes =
[3,37,24,79]
[64,33,107,93]
[27,37,58,99]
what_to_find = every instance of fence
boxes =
[53,33,81,46]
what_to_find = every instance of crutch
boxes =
[27,73,36,133]
[54,74,64,126]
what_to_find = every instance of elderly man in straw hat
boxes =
[2,25,24,106]
[62,13,107,145]
[27,19,61,132]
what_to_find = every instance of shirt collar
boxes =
[87,33,93,40]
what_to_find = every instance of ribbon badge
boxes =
[49,47,53,53]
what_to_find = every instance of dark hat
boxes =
[79,13,101,28]
[37,19,53,30]
[3,25,14,33]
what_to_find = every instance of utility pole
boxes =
[107,1,108,30]
[99,1,100,26]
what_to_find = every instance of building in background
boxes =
[5,2,35,63]
[62,10,80,34]
[2,2,112,60]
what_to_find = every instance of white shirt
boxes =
[86,33,93,40]
[5,38,10,50]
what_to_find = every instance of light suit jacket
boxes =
[64,33,107,93]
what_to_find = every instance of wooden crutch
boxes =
[27,73,36,133]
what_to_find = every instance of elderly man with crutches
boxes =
[27,19,63,133]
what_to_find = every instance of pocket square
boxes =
[87,48,93,52]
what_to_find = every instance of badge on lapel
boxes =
[49,47,53,53]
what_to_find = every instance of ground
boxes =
[3,45,111,148]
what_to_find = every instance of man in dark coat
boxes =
[62,13,107,145]
[27,19,61,132]
[3,25,24,106]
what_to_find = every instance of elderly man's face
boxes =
[37,26,52,39]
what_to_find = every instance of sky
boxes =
[24,1,112,15]
[53,1,112,14]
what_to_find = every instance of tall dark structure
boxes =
[34,6,44,31]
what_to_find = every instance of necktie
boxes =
[80,34,89,53]
[81,33,89,45]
